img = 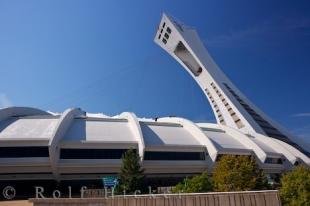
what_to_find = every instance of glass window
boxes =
[144,151,206,161]
[167,27,171,34]
[164,33,169,39]
[265,157,283,164]
[60,149,131,159]
[0,147,49,158]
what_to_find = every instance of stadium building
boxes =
[0,14,309,189]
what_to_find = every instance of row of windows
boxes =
[205,88,225,125]
[0,147,295,165]
[59,149,206,161]
[216,155,288,166]
[0,147,206,161]
[223,83,288,138]
[215,154,252,162]
[211,82,244,128]
[158,22,171,45]
[223,83,310,156]
[0,147,49,158]
[144,151,206,161]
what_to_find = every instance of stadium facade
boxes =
[0,14,309,184]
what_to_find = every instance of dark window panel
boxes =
[265,157,283,164]
[144,151,206,161]
[0,147,49,158]
[60,149,131,159]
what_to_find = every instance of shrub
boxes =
[212,155,268,191]
[280,165,310,206]
[172,172,213,193]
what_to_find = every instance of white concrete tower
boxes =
[154,13,309,156]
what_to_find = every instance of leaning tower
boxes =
[154,13,309,157]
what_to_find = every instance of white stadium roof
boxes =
[63,118,136,143]
[141,122,202,147]
[0,106,308,181]
[0,117,59,140]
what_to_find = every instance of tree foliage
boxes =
[280,165,310,206]
[116,148,145,194]
[212,155,268,191]
[172,172,213,193]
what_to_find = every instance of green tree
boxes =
[116,148,145,194]
[172,172,213,193]
[212,155,268,191]
[280,165,310,206]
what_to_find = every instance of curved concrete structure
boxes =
[119,112,145,159]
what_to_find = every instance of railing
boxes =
[30,190,281,206]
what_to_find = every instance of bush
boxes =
[115,148,145,194]
[212,155,268,191]
[280,165,310,206]
[172,172,213,193]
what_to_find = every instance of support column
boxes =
[119,112,145,160]
[48,108,84,181]
[157,117,218,162]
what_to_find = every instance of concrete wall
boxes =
[30,190,281,206]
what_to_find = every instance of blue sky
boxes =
[0,0,310,143]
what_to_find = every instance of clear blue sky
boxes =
[0,0,309,143]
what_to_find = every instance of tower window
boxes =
[158,34,161,39]
[167,27,171,33]
[162,38,167,44]
[230,111,236,116]
[235,119,244,128]
[162,22,166,28]
[164,33,169,39]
